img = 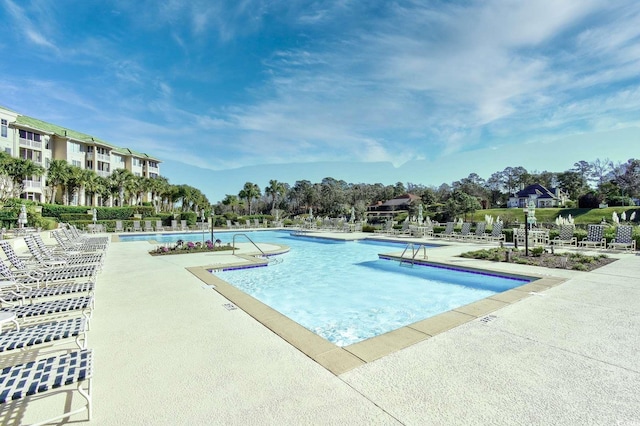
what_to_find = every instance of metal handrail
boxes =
[399,243,428,267]
[232,233,266,256]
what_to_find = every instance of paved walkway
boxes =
[8,231,640,425]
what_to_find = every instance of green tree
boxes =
[148,176,170,212]
[108,169,135,206]
[557,171,588,201]
[573,160,593,183]
[46,159,72,204]
[83,170,103,206]
[265,179,287,212]
[222,194,240,214]
[238,182,261,215]
[0,153,45,192]
[614,158,640,199]
[447,190,482,220]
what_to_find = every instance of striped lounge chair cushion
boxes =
[0,317,86,352]
[1,281,94,303]
[0,296,92,319]
[0,349,92,403]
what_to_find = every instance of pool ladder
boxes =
[399,243,428,268]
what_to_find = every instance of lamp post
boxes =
[523,206,529,256]
[210,208,215,244]
[523,200,536,257]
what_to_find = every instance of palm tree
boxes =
[108,169,135,206]
[148,176,170,212]
[0,155,45,192]
[164,184,181,211]
[66,165,90,205]
[265,179,286,212]
[95,176,111,206]
[222,194,240,213]
[46,159,72,204]
[83,170,104,206]
[175,185,193,211]
[238,182,261,215]
[129,175,148,206]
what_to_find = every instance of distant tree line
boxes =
[8,153,636,223]
[215,158,640,222]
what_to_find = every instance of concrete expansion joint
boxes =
[337,377,406,426]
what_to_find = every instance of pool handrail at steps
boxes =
[232,233,266,256]
[399,243,428,267]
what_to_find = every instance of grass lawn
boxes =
[468,206,640,225]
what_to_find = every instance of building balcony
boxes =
[23,180,43,190]
[19,138,42,149]
[97,170,111,178]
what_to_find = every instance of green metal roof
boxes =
[0,105,19,113]
[121,147,161,162]
[12,115,161,162]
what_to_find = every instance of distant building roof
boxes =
[514,184,559,200]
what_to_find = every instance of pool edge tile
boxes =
[454,298,509,317]
[409,310,476,336]
[344,327,430,363]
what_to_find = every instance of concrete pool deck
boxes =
[5,230,640,424]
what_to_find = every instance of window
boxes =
[68,142,81,153]
[72,160,82,167]
[1,119,7,138]
[19,129,41,141]
[87,160,93,169]
[4,148,10,155]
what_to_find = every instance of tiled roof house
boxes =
[366,193,421,219]
[507,184,568,208]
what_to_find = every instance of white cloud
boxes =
[2,0,60,52]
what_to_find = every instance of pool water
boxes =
[122,230,531,346]
[219,231,530,346]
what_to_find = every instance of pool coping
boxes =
[186,245,566,376]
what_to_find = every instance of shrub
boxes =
[530,246,545,257]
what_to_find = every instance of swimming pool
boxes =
[121,230,532,346]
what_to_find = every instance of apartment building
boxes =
[0,105,161,205]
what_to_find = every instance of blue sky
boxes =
[1,1,640,202]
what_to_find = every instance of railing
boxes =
[232,233,265,256]
[19,138,42,149]
[97,170,110,178]
[23,180,43,189]
[399,243,428,267]
[97,153,110,162]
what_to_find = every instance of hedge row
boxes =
[42,205,156,220]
